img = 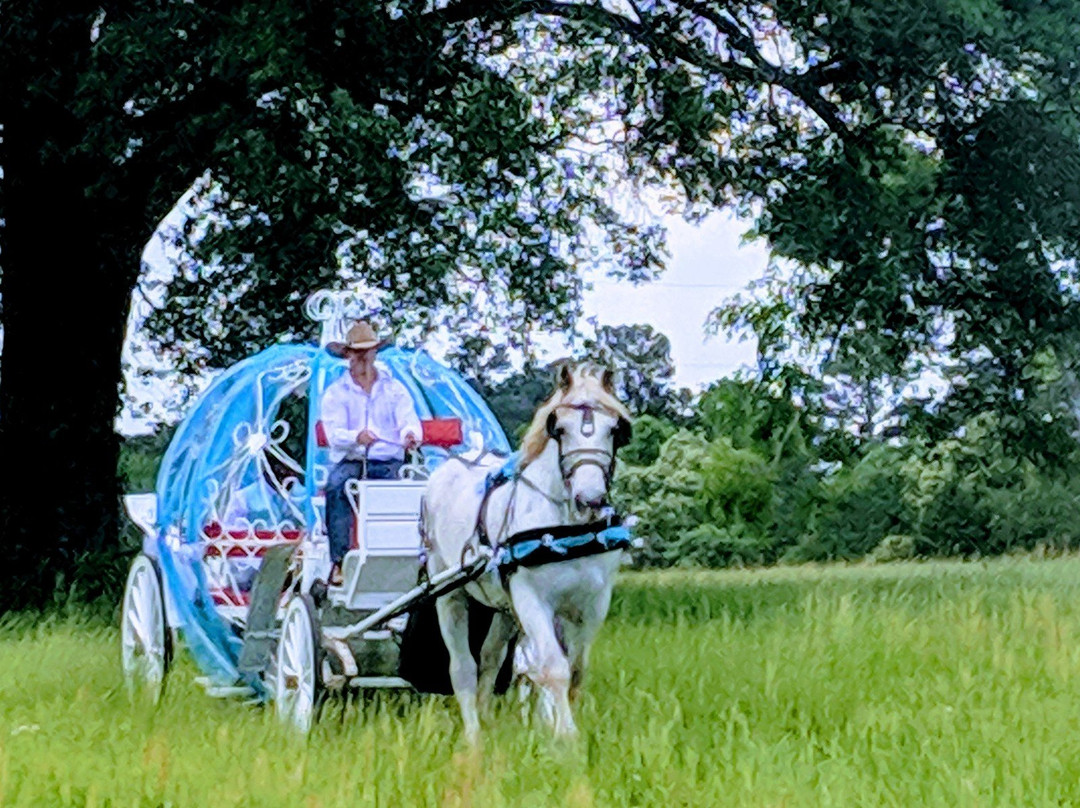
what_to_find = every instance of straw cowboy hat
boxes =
[326,320,389,358]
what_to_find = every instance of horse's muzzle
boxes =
[574,493,608,513]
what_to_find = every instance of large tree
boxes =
[709,2,1080,458]
[6,0,1080,607]
[1,1,661,609]
[584,323,678,417]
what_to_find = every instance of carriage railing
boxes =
[199,522,306,616]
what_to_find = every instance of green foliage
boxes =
[117,428,175,493]
[868,533,918,563]
[11,0,1080,605]
[660,522,767,569]
[617,403,1080,569]
[617,413,676,466]
[615,431,776,567]
[703,2,1080,458]
[696,373,823,465]
[786,445,911,562]
[583,324,676,418]
[475,363,556,447]
[700,438,774,526]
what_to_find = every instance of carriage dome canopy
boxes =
[156,343,511,534]
[151,342,511,685]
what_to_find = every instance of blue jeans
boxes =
[326,458,403,564]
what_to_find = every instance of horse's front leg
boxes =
[435,589,480,743]
[509,577,577,738]
[477,610,516,710]
[566,582,616,703]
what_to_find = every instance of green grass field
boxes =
[5,557,1080,807]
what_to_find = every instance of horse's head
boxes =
[529,363,632,514]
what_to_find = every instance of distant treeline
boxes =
[612,381,1080,568]
[120,370,1080,569]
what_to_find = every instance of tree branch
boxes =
[430,0,858,143]
[672,1,854,140]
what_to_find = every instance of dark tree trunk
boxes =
[1,50,145,611]
[0,189,142,610]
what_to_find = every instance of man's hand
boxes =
[403,432,421,451]
[356,429,378,447]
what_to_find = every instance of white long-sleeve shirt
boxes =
[320,365,423,463]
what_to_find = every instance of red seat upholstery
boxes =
[314,418,463,449]
[211,587,250,607]
[202,522,303,557]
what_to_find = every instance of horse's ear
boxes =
[558,362,574,392]
[614,418,632,450]
[546,411,560,439]
[601,368,616,393]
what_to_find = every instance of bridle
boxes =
[473,400,630,554]
[546,403,631,489]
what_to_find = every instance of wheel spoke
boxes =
[121,556,168,700]
[275,598,318,732]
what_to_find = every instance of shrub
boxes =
[869,534,918,563]
[614,430,776,568]
[812,445,913,559]
[619,414,677,466]
[660,522,766,568]
[700,437,774,527]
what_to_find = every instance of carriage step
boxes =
[347,676,412,689]
[194,678,257,699]
[322,618,406,642]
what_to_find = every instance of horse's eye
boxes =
[545,412,563,439]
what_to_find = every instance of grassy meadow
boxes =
[5,557,1080,806]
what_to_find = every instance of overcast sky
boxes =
[577,209,768,392]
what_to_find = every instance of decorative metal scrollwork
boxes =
[304,289,380,349]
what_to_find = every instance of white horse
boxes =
[420,362,632,741]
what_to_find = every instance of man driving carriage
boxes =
[322,320,422,586]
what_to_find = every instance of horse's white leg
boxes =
[509,577,577,738]
[477,610,516,709]
[568,580,616,702]
[565,617,601,704]
[435,590,481,743]
[558,621,586,704]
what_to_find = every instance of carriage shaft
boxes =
[321,551,491,642]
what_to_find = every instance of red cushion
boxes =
[211,587,250,607]
[421,418,463,448]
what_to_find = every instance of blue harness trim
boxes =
[474,453,520,549]
[482,453,520,494]
[494,518,631,575]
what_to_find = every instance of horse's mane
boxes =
[520,363,632,463]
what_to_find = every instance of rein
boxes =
[475,460,569,550]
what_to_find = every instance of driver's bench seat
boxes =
[314,417,462,610]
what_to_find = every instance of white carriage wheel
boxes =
[275,594,322,732]
[121,554,172,702]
